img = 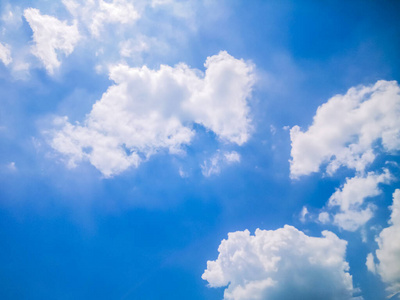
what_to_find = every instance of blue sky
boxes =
[0,0,400,299]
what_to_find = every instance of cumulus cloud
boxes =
[24,8,81,74]
[202,225,359,300]
[290,80,400,178]
[367,189,400,298]
[49,51,254,177]
[62,0,140,37]
[0,42,12,66]
[201,151,241,177]
[326,169,393,231]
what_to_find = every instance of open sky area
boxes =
[1,1,400,299]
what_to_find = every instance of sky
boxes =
[0,0,400,299]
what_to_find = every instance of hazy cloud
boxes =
[201,151,241,177]
[0,42,12,66]
[62,0,140,37]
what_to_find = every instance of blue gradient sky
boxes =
[0,1,400,299]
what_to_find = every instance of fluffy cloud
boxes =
[0,42,12,66]
[367,189,400,298]
[62,0,140,37]
[202,225,359,300]
[290,80,400,178]
[325,169,392,231]
[24,8,81,74]
[49,51,254,177]
[201,151,241,177]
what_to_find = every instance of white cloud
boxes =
[290,80,400,178]
[326,170,392,231]
[62,0,140,37]
[0,42,12,66]
[299,206,308,223]
[49,51,254,177]
[201,151,241,177]
[367,189,400,298]
[24,8,81,74]
[202,225,359,300]
[184,52,254,145]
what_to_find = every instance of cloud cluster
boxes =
[202,225,359,300]
[3,1,225,76]
[290,80,400,232]
[24,8,81,74]
[367,189,400,298]
[49,51,254,177]
[290,80,400,178]
[323,170,393,231]
[62,0,140,37]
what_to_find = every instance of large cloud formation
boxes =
[290,80,400,178]
[202,225,359,300]
[367,189,400,298]
[49,51,254,177]
[24,8,81,74]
